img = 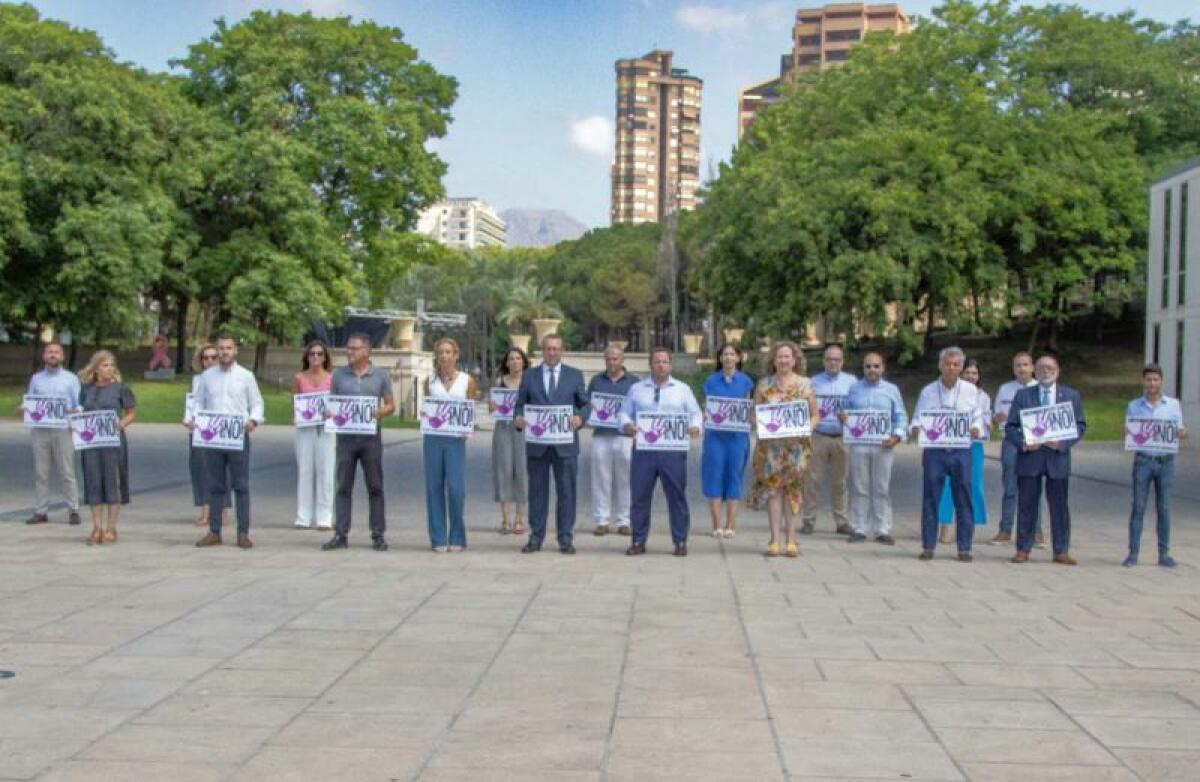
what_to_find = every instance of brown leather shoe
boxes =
[593,526,609,536]
[990,531,1011,544]
[25,513,49,525]
[1011,551,1029,563]
[195,532,222,547]
[237,534,253,550]
[1053,553,1076,566]
[617,526,631,536]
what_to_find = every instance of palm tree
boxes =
[498,281,564,333]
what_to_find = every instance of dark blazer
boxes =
[514,362,589,458]
[1004,384,1086,479]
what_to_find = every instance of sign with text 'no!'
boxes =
[325,395,378,435]
[191,411,246,451]
[523,405,574,445]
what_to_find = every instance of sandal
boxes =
[499,524,512,535]
[513,523,526,535]
[785,541,799,558]
[103,528,117,544]
[766,542,780,557]
[88,528,103,546]
[723,529,736,539]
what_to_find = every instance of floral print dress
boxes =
[750,375,818,515]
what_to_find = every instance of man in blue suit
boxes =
[513,334,589,554]
[1005,354,1087,565]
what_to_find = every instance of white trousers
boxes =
[295,427,336,527]
[590,434,633,526]
[32,428,79,514]
[848,445,895,536]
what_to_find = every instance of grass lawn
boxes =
[2,378,418,429]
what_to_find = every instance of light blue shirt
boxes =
[1126,395,1183,422]
[618,375,702,430]
[27,367,82,409]
[811,371,857,435]
[845,378,909,439]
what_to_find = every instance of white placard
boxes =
[589,392,625,429]
[1020,402,1078,446]
[22,394,70,429]
[842,409,893,446]
[755,401,812,440]
[490,387,517,421]
[69,410,121,450]
[916,410,973,449]
[184,392,197,423]
[325,395,378,435]
[523,404,575,445]
[705,397,753,433]
[420,397,475,437]
[635,411,691,452]
[1124,415,1181,455]
[191,411,246,451]
[293,392,327,428]
[816,392,847,422]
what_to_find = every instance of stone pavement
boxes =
[1,421,1199,781]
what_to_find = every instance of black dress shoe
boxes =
[875,534,895,546]
[68,511,81,526]
[625,543,646,556]
[673,542,687,557]
[847,532,867,543]
[560,543,576,554]
[918,549,934,561]
[521,541,541,553]
[25,514,48,525]
[322,535,348,551]
[372,537,389,552]
[957,551,973,563]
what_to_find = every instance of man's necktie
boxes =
[549,366,557,396]
[1041,388,1050,407]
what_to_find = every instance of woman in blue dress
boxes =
[702,343,755,539]
[938,358,991,543]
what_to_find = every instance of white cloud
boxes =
[675,4,749,34]
[568,116,614,157]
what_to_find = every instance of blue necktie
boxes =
[549,366,557,397]
[1041,388,1049,407]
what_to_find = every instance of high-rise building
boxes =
[738,3,911,138]
[416,198,506,249]
[611,50,702,225]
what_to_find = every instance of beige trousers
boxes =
[32,428,79,514]
[801,432,848,528]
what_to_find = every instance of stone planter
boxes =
[682,333,704,355]
[390,317,417,350]
[723,327,744,346]
[510,333,532,352]
[531,318,561,346]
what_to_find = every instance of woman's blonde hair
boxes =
[79,350,120,385]
[433,337,459,355]
[765,340,805,376]
[192,342,217,373]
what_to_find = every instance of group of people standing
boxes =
[16,335,1187,568]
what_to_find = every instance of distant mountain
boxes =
[500,209,588,248]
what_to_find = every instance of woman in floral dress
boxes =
[750,341,819,558]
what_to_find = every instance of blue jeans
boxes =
[424,436,466,548]
[938,441,986,525]
[921,448,973,552]
[207,437,251,535]
[1128,454,1174,558]
[999,440,1041,534]
[630,449,690,545]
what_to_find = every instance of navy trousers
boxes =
[527,450,577,547]
[207,436,251,535]
[630,449,690,545]
[1017,473,1071,555]
[920,448,973,552]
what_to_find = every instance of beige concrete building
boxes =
[739,3,911,138]
[611,50,702,225]
[416,198,506,249]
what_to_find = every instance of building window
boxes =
[1177,321,1186,398]
[798,54,820,66]
[798,35,820,46]
[826,29,861,42]
[1153,323,1162,364]
[1180,183,1188,307]
[1163,189,1172,310]
[826,50,850,62]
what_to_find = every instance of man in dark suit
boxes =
[1005,354,1087,565]
[513,334,589,554]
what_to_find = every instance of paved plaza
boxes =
[1,421,1199,781]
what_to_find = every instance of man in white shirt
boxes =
[191,334,265,549]
[802,344,857,536]
[911,346,983,562]
[1123,364,1186,568]
[990,351,1043,546]
[20,342,81,526]
[619,348,702,557]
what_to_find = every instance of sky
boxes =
[26,0,1199,228]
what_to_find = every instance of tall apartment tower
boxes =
[415,198,506,249]
[611,50,702,225]
[739,3,910,138]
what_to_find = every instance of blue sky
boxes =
[27,0,1198,227]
